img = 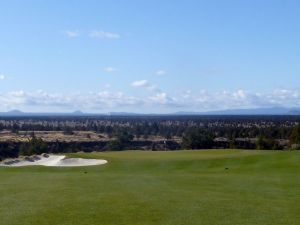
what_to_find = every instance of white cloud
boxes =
[149,93,168,104]
[131,80,149,88]
[89,30,120,39]
[0,75,5,80]
[183,90,192,98]
[233,89,247,99]
[63,30,80,38]
[1,88,300,112]
[156,70,167,76]
[104,67,117,73]
[0,90,142,112]
[131,80,161,92]
[147,85,161,92]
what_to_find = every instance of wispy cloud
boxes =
[104,67,118,73]
[62,29,120,40]
[89,30,120,39]
[156,70,167,76]
[0,75,5,80]
[63,30,80,38]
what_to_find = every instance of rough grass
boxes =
[0,150,299,225]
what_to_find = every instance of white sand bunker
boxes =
[0,154,107,167]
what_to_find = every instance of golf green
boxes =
[0,150,299,225]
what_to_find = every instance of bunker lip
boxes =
[0,154,108,167]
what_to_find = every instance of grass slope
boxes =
[0,150,299,225]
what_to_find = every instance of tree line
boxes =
[1,115,300,140]
[1,125,300,161]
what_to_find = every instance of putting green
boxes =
[0,150,299,225]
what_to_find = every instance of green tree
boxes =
[256,136,282,150]
[107,140,123,151]
[290,126,300,144]
[19,137,48,156]
[182,129,214,149]
[107,131,134,151]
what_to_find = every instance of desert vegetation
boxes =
[0,115,300,160]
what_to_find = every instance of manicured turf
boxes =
[0,150,299,225]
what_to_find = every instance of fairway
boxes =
[0,150,299,225]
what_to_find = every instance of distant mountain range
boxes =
[0,110,99,116]
[108,112,142,116]
[0,107,300,116]
[174,107,300,115]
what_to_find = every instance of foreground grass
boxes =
[0,150,299,225]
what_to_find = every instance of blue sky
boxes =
[0,0,300,113]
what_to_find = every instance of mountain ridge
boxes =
[0,107,299,116]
